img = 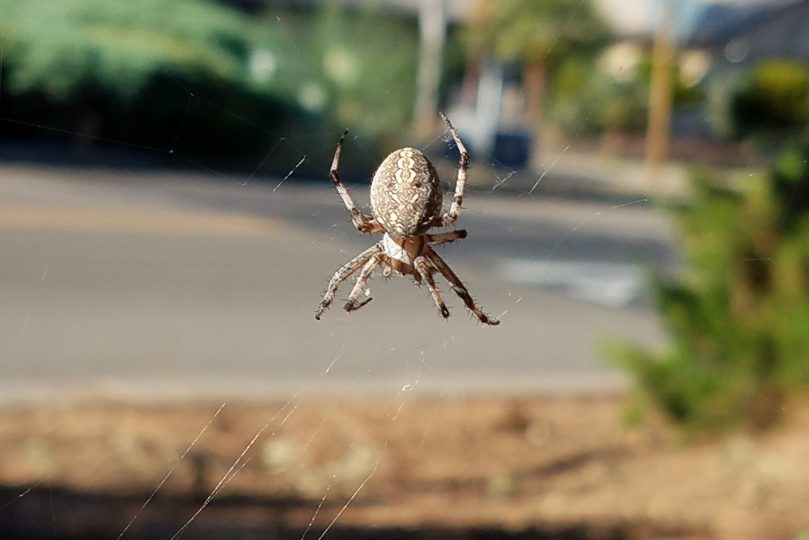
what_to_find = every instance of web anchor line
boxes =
[116,403,227,540]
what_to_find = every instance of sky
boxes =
[597,0,702,37]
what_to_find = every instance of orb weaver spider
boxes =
[315,113,499,326]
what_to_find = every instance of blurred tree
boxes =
[0,0,303,159]
[646,0,676,175]
[551,58,649,138]
[313,4,419,139]
[612,134,809,433]
[465,0,611,132]
[551,52,703,141]
[4,0,254,101]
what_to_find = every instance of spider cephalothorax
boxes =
[315,113,499,326]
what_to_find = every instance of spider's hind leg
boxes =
[344,255,381,313]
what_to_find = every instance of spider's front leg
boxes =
[436,113,468,228]
[344,255,381,312]
[316,243,383,320]
[330,130,383,234]
[414,256,450,319]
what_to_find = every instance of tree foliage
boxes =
[613,135,809,433]
[735,60,809,136]
[709,60,809,140]
[465,0,610,64]
[0,0,302,159]
[551,58,649,136]
[312,4,419,138]
[3,0,269,101]
[464,0,610,135]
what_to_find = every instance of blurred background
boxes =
[2,0,809,539]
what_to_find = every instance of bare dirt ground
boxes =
[1,394,808,540]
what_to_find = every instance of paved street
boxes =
[0,164,676,402]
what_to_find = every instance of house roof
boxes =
[688,0,802,46]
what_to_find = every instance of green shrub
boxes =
[0,0,305,159]
[612,134,809,433]
[312,4,419,138]
[551,52,700,138]
[552,66,649,137]
[711,60,809,140]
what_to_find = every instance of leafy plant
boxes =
[552,64,649,137]
[709,60,809,140]
[312,4,420,138]
[551,52,703,139]
[0,0,303,159]
[612,134,809,432]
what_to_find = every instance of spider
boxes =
[315,113,499,326]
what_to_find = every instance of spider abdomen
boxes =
[370,147,442,237]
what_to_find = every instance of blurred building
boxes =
[689,0,809,71]
[225,0,809,163]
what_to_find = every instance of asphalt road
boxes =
[0,164,676,402]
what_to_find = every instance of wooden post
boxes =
[645,0,677,192]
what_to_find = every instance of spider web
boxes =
[0,2,676,539]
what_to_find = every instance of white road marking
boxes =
[498,258,645,308]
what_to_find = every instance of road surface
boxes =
[0,164,676,402]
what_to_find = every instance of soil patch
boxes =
[0,395,807,539]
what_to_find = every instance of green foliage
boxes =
[553,73,649,137]
[4,0,265,101]
[464,0,611,134]
[465,0,610,64]
[710,60,809,140]
[552,61,648,136]
[0,0,303,159]
[551,52,703,138]
[312,5,419,138]
[1,0,427,166]
[613,135,809,433]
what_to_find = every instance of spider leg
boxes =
[435,113,468,228]
[414,256,450,319]
[330,130,384,234]
[344,255,382,313]
[425,229,467,246]
[425,246,500,326]
[315,243,383,320]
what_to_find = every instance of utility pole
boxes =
[414,0,447,136]
[645,0,677,191]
